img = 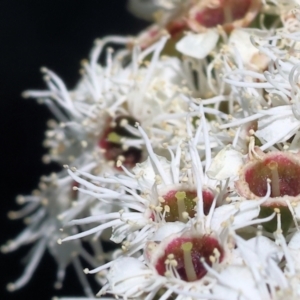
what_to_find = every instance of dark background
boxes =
[0,1,148,299]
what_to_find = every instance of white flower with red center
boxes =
[23,36,130,165]
[23,36,190,170]
[58,119,276,286]
[150,233,225,282]
[98,221,282,299]
[128,0,262,59]
[9,1,300,298]
[177,0,261,59]
[59,123,220,250]
[235,146,300,233]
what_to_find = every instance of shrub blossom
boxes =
[6,1,300,299]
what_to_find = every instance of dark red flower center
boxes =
[162,189,215,222]
[99,115,142,169]
[155,236,224,282]
[245,155,300,198]
[193,0,252,28]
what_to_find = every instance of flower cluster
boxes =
[5,1,300,299]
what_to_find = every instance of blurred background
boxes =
[0,1,148,299]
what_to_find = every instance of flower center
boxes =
[99,115,142,169]
[162,189,214,222]
[192,0,252,28]
[155,236,224,282]
[245,155,300,198]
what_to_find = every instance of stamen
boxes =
[267,161,280,197]
[181,242,197,282]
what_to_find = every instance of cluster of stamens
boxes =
[99,115,142,169]
[155,188,215,223]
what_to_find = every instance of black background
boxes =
[0,1,148,299]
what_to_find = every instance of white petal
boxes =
[132,156,173,189]
[288,232,300,250]
[256,114,299,144]
[229,29,262,66]
[210,201,259,232]
[288,232,300,272]
[151,222,186,241]
[247,235,282,263]
[111,218,147,243]
[212,266,263,300]
[176,31,219,59]
[207,145,244,180]
[107,257,154,294]
[210,205,238,231]
[132,157,156,187]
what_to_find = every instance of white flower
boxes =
[10,1,300,298]
[22,36,130,165]
[58,108,231,245]
[176,0,263,58]
[27,37,192,175]
[218,13,300,149]
[129,0,262,59]
[98,223,280,299]
[2,170,102,296]
[59,125,198,248]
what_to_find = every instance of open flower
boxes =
[2,169,103,296]
[9,1,300,298]
[58,116,277,297]
[23,36,190,170]
[176,0,262,59]
[235,147,300,232]
[128,0,262,59]
[98,216,280,299]
[59,122,222,251]
[220,13,300,151]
